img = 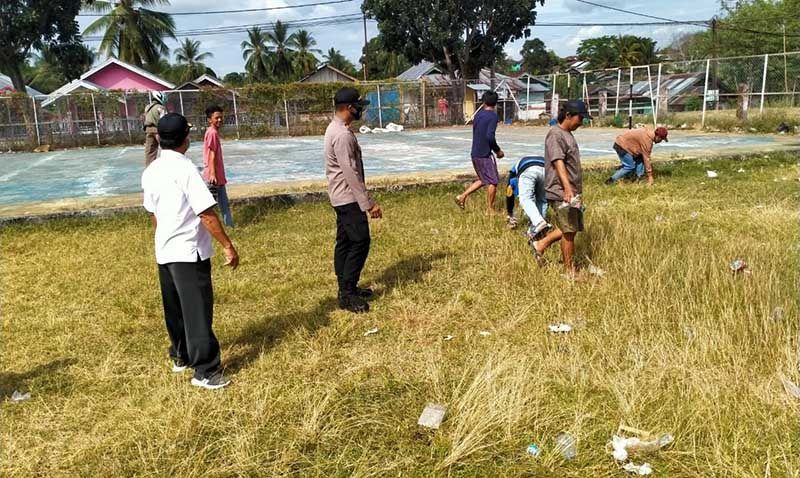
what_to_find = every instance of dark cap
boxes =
[563,99,592,119]
[334,87,370,106]
[157,113,192,142]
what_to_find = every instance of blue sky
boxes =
[78,0,722,77]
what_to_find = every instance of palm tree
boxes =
[83,0,176,68]
[612,35,645,67]
[290,29,320,77]
[265,21,296,81]
[241,26,273,83]
[174,38,214,83]
[323,48,356,76]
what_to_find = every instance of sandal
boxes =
[454,196,465,210]
[530,241,547,267]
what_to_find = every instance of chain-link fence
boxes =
[2,51,800,150]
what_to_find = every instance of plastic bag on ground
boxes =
[384,122,404,132]
[554,433,577,460]
[623,462,653,475]
[359,125,371,134]
[10,390,30,402]
[418,403,447,429]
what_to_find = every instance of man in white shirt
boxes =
[141,113,240,390]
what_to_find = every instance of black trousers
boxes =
[334,202,371,294]
[157,258,220,379]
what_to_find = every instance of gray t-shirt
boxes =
[544,125,582,201]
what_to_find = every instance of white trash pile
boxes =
[359,122,404,134]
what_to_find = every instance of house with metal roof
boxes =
[0,74,43,97]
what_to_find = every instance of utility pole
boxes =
[362,13,369,81]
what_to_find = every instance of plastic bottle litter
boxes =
[548,323,573,333]
[623,462,653,475]
[10,390,30,402]
[363,327,379,337]
[417,403,447,429]
[479,331,492,337]
[554,433,577,460]
[526,443,542,457]
[706,170,718,178]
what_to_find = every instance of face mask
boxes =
[351,105,363,121]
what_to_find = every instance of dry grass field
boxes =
[1,152,798,477]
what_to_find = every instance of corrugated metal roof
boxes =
[0,74,43,96]
[397,60,442,81]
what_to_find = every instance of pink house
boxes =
[42,58,174,107]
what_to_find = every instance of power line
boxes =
[572,0,709,27]
[78,0,354,17]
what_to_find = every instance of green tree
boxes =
[223,72,246,86]
[359,35,412,80]
[29,43,95,93]
[83,0,176,68]
[291,29,320,78]
[0,0,88,92]
[362,0,545,79]
[241,26,273,83]
[174,38,214,83]
[576,35,658,69]
[323,48,357,76]
[520,38,560,74]
[265,20,296,81]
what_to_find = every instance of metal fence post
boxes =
[123,92,132,143]
[654,63,662,124]
[231,90,240,139]
[91,93,100,145]
[646,65,656,128]
[615,69,621,116]
[760,54,769,114]
[31,96,41,146]
[376,84,383,128]
[526,75,530,121]
[701,58,711,128]
[582,74,590,115]
[283,94,290,133]
[179,91,185,115]
[420,80,427,128]
[628,67,634,125]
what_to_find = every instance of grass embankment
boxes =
[1,153,798,477]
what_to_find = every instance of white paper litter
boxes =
[417,403,447,429]
[363,327,379,337]
[781,376,800,399]
[587,264,605,277]
[548,323,573,333]
[443,335,454,341]
[737,168,745,173]
[772,307,785,320]
[706,170,718,178]
[10,390,30,402]
[623,462,653,475]
[479,331,492,337]
[655,215,664,222]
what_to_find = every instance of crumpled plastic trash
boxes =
[655,215,664,222]
[706,170,719,178]
[781,376,800,400]
[554,432,577,460]
[587,264,605,277]
[359,125,371,134]
[690,212,699,219]
[729,259,750,274]
[772,307,785,320]
[363,327,379,337]
[479,331,492,337]
[417,403,447,429]
[737,168,745,173]
[443,335,454,341]
[548,323,573,333]
[611,433,674,461]
[10,390,30,402]
[526,443,542,457]
[623,462,653,475]
[384,122,404,132]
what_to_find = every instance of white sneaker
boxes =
[190,371,231,390]
[171,359,188,373]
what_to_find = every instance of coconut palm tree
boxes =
[291,29,320,77]
[83,0,176,68]
[323,48,356,76]
[265,21,296,81]
[174,38,214,83]
[241,26,273,83]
